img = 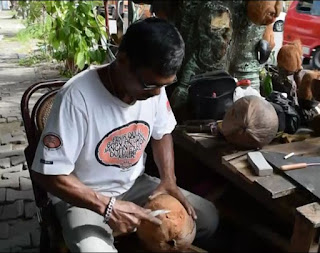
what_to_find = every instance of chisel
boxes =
[281,163,320,171]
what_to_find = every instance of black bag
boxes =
[188,70,236,120]
[267,91,301,134]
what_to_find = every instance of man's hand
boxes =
[149,180,197,220]
[108,200,162,234]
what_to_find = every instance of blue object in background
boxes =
[1,1,10,10]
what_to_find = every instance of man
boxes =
[31,17,218,252]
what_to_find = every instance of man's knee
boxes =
[185,192,219,239]
[196,200,219,238]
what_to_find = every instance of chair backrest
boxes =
[21,80,67,208]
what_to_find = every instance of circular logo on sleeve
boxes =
[43,133,62,150]
[96,121,150,170]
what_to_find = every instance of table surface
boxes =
[172,129,320,252]
[173,130,320,200]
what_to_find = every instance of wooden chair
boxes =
[21,79,69,253]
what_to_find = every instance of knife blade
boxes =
[149,209,171,217]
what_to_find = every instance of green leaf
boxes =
[97,15,106,26]
[76,52,86,70]
[85,28,95,38]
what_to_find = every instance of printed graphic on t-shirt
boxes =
[43,133,62,150]
[166,100,172,112]
[96,121,150,170]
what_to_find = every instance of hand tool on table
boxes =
[262,151,320,171]
[262,151,320,200]
[281,163,320,171]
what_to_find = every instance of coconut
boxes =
[277,40,303,73]
[247,0,282,25]
[222,96,279,149]
[137,194,196,252]
[298,71,320,100]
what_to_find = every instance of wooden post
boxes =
[290,202,320,252]
[104,0,110,33]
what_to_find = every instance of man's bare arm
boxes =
[32,172,109,216]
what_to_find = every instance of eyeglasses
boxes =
[137,71,178,90]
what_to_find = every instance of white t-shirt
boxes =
[31,67,177,204]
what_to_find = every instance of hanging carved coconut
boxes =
[137,194,196,252]
[277,40,303,73]
[247,0,282,25]
[298,71,320,101]
[222,96,279,149]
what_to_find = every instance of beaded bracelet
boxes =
[103,197,116,224]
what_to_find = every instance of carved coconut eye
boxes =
[268,12,276,17]
[167,239,177,247]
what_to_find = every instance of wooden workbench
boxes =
[173,129,320,252]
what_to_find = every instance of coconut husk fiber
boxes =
[263,24,275,50]
[277,40,303,73]
[298,71,320,100]
[247,0,282,25]
[137,194,196,252]
[222,96,279,149]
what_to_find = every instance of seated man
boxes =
[31,17,218,252]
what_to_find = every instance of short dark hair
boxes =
[118,17,185,76]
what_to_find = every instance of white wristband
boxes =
[103,197,116,224]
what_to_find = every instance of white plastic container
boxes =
[233,79,261,102]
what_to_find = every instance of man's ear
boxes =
[117,52,129,65]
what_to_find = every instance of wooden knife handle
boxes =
[280,163,308,171]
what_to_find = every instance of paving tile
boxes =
[0,157,10,169]
[0,148,24,159]
[20,248,39,253]
[0,164,23,177]
[1,133,12,145]
[0,188,6,202]
[7,117,18,123]
[0,222,9,239]
[2,167,29,179]
[9,218,39,237]
[10,246,22,252]
[24,201,37,218]
[0,200,24,220]
[0,144,13,152]
[11,155,25,166]
[6,189,34,202]
[20,178,33,191]
[31,229,40,247]
[0,233,30,251]
[10,135,26,144]
[11,130,25,137]
[0,176,19,188]
[12,144,27,151]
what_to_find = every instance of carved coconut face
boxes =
[197,3,232,68]
[247,1,282,25]
[277,42,303,73]
[137,194,196,252]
